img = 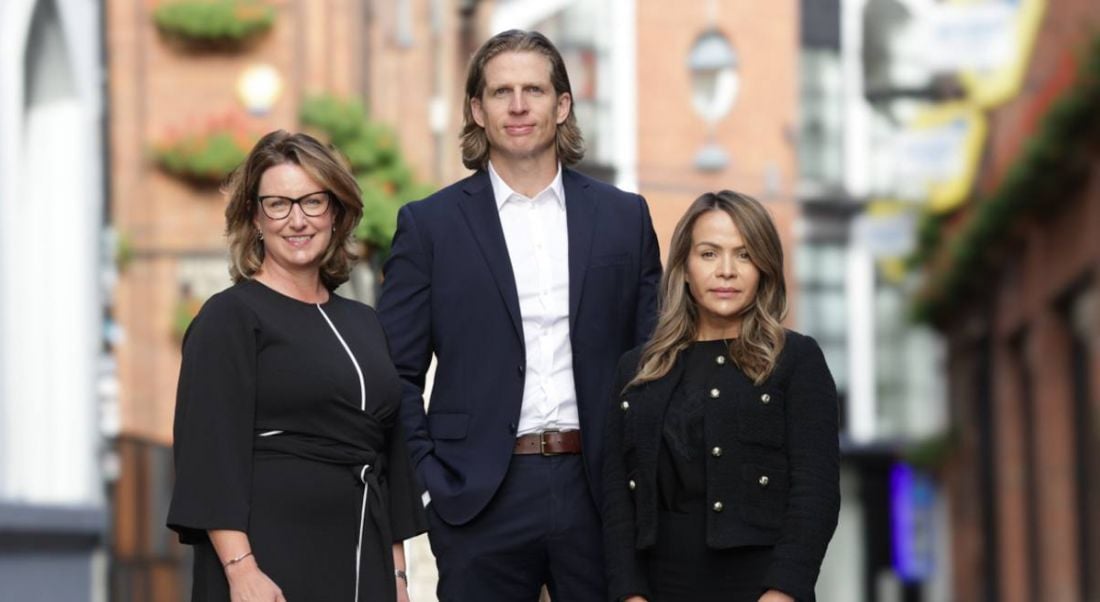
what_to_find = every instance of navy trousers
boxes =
[426,454,605,602]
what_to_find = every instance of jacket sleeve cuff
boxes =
[762,557,818,602]
[607,556,651,602]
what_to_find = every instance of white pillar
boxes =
[609,0,638,192]
[0,0,103,506]
[841,0,871,197]
[847,241,876,442]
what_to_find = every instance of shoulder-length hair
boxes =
[460,29,584,170]
[223,130,363,290]
[629,191,787,387]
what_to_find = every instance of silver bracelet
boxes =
[223,551,253,568]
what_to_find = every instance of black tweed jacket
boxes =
[601,330,840,602]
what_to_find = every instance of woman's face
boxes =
[253,163,335,275]
[685,209,761,339]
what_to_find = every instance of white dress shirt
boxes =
[488,161,579,436]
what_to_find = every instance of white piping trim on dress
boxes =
[354,464,371,602]
[316,305,366,411]
[258,430,283,437]
[316,304,369,602]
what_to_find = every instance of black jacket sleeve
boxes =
[377,204,436,477]
[167,292,259,544]
[762,335,841,600]
[633,195,662,347]
[602,350,651,602]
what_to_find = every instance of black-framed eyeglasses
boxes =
[257,191,332,220]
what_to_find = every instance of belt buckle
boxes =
[540,429,561,456]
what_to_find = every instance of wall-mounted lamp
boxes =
[688,30,739,171]
[236,63,282,116]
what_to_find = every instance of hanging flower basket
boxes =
[152,111,260,186]
[154,0,275,52]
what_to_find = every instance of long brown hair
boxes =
[629,191,787,387]
[460,29,584,170]
[223,130,363,290]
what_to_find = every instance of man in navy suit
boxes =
[377,29,661,601]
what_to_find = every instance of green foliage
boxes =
[902,430,959,473]
[154,0,274,48]
[153,131,249,184]
[912,36,1100,324]
[115,231,135,273]
[300,95,434,256]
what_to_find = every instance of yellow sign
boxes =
[956,0,1047,108]
[897,103,988,213]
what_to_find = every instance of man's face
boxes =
[471,51,571,168]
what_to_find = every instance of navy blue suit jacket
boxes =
[377,168,661,526]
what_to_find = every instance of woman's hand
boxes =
[758,589,795,602]
[624,597,649,602]
[225,555,285,601]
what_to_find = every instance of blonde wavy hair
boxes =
[460,29,585,170]
[223,130,363,290]
[629,191,787,387]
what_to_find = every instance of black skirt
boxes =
[647,509,783,602]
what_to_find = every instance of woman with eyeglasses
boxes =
[602,191,840,602]
[168,130,425,602]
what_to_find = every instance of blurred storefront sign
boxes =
[853,202,915,258]
[890,462,936,582]
[924,0,1047,108]
[893,102,987,212]
[853,201,917,283]
[923,1,1016,72]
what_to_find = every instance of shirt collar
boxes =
[487,161,565,211]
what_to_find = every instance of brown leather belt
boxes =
[513,430,582,455]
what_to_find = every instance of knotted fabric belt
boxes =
[254,431,389,602]
[513,430,583,455]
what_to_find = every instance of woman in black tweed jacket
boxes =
[602,191,840,602]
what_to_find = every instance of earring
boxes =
[258,232,264,241]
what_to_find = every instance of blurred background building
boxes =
[0,0,108,599]
[1,0,1098,600]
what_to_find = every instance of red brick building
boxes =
[636,0,801,305]
[918,2,1100,601]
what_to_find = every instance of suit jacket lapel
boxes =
[564,169,596,333]
[457,171,523,342]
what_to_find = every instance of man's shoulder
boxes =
[405,171,486,213]
[564,167,639,202]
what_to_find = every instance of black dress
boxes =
[167,279,426,601]
[648,340,781,602]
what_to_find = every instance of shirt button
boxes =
[628,479,636,491]
[709,388,720,399]
[711,446,723,457]
[716,355,726,365]
[759,475,770,487]
[712,501,724,512]
[761,393,771,404]
[620,400,630,411]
